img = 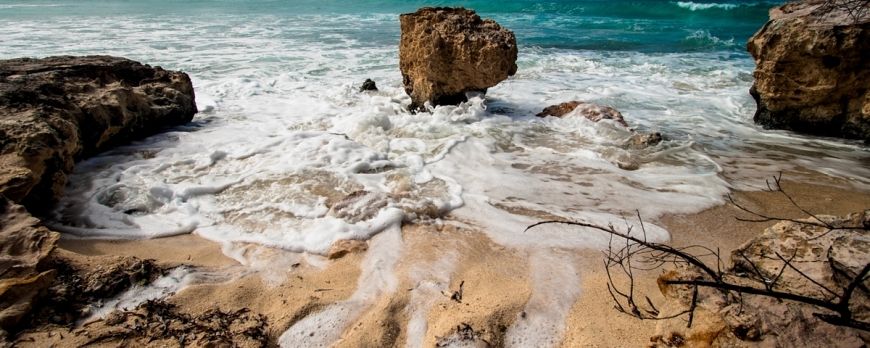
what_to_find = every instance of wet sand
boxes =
[17,174,870,347]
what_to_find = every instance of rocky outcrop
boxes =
[654,211,870,347]
[399,7,517,110]
[0,197,58,338]
[0,56,197,211]
[748,0,869,141]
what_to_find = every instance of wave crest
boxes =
[675,1,740,11]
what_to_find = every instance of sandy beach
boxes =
[12,171,867,347]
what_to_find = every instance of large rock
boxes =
[0,56,197,211]
[399,7,517,110]
[748,0,870,141]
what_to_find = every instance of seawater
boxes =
[2,0,869,346]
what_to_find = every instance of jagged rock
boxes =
[360,78,378,92]
[399,7,517,110]
[536,101,630,128]
[0,197,58,336]
[748,0,870,141]
[0,56,197,211]
[654,211,870,347]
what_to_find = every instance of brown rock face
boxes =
[748,1,870,141]
[0,197,58,335]
[399,7,518,110]
[0,56,197,211]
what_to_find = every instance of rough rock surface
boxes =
[0,56,197,211]
[654,211,870,347]
[399,7,517,110]
[0,197,58,338]
[748,0,870,141]
[536,101,630,128]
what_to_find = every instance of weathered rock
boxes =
[536,101,630,128]
[399,7,517,110]
[360,78,378,92]
[748,0,870,141]
[0,197,58,337]
[654,211,870,347]
[0,56,197,211]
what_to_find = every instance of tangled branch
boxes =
[525,175,870,332]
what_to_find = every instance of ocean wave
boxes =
[675,1,740,11]
[0,4,63,9]
[683,29,735,47]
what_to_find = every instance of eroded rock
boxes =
[748,0,870,141]
[399,7,517,110]
[0,197,58,337]
[0,56,197,211]
[654,211,870,347]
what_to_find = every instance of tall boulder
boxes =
[748,0,869,141]
[0,56,197,212]
[399,7,518,111]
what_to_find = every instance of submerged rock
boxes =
[0,56,197,211]
[399,7,518,110]
[536,101,630,128]
[625,132,663,149]
[360,78,378,92]
[748,0,870,141]
[537,100,664,153]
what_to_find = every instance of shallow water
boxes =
[2,0,869,346]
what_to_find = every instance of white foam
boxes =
[505,251,582,348]
[405,251,459,348]
[79,266,234,324]
[278,224,403,347]
[675,1,739,11]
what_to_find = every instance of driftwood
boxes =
[525,174,870,332]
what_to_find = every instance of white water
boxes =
[3,11,869,348]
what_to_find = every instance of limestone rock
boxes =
[748,0,870,141]
[0,197,59,335]
[0,56,197,211]
[536,101,630,128]
[399,7,517,110]
[654,211,870,347]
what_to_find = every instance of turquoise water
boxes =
[3,1,870,346]
[3,0,770,52]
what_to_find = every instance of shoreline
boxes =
[16,172,869,346]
